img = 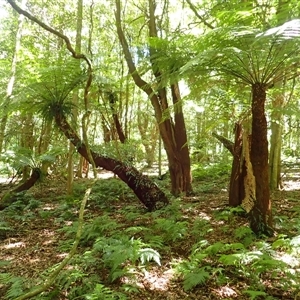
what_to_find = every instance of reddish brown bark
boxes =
[170,83,193,195]
[213,124,246,207]
[228,124,246,207]
[13,168,41,193]
[55,113,168,211]
[115,0,192,196]
[0,168,41,209]
[108,92,126,143]
[249,83,273,235]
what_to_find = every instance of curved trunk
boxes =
[115,0,192,196]
[0,168,41,209]
[55,114,168,211]
[249,83,273,235]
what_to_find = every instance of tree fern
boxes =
[29,64,86,120]
[181,19,300,87]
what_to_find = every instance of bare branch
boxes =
[6,0,91,68]
[186,0,215,30]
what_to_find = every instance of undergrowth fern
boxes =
[85,283,127,300]
[0,273,26,299]
[92,235,161,282]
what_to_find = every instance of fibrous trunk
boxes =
[55,113,168,211]
[249,83,273,235]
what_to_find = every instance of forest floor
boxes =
[0,165,300,300]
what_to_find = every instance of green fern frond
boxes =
[181,19,300,86]
[5,276,25,299]
[183,267,210,291]
[204,242,225,255]
[218,253,245,266]
[138,248,161,266]
[243,289,267,300]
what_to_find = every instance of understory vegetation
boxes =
[1,163,300,300]
[2,0,300,299]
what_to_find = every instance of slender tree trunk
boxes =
[55,113,168,211]
[108,91,126,143]
[0,0,27,153]
[170,82,192,194]
[39,119,53,175]
[20,113,34,181]
[228,124,246,207]
[249,83,273,235]
[269,92,284,190]
[67,0,83,194]
[137,101,159,168]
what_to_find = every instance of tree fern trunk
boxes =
[55,113,169,211]
[249,83,273,235]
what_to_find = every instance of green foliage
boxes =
[234,226,255,246]
[85,283,127,300]
[0,146,64,175]
[243,290,268,300]
[174,233,300,293]
[183,267,211,291]
[31,64,86,120]
[81,215,120,243]
[92,235,161,282]
[96,140,145,166]
[190,218,212,238]
[153,218,188,243]
[192,161,231,181]
[0,273,26,299]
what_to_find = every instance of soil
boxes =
[0,170,299,300]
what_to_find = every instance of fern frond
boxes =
[183,267,210,291]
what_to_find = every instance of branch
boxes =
[14,179,97,300]
[6,0,93,108]
[6,0,91,68]
[114,0,152,95]
[114,0,163,121]
[212,132,234,155]
[186,0,215,30]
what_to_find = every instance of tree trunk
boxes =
[115,0,192,196]
[213,124,246,207]
[0,168,41,209]
[269,92,284,190]
[137,101,159,168]
[20,113,34,181]
[39,119,53,176]
[55,113,168,211]
[67,0,83,194]
[169,82,192,195]
[228,124,246,207]
[108,91,126,143]
[249,83,273,235]
[0,0,27,153]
